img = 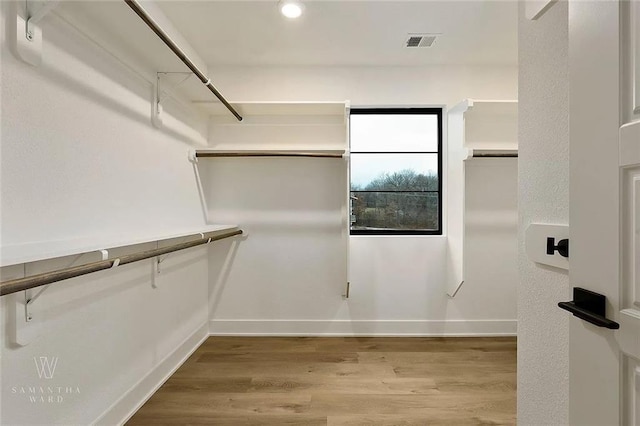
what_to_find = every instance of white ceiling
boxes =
[157,1,518,67]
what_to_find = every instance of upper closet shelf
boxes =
[452,99,518,150]
[453,99,518,115]
[0,224,238,267]
[205,101,350,151]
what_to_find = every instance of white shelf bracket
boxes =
[526,0,558,20]
[154,238,168,279]
[13,278,50,346]
[342,282,350,299]
[156,254,170,275]
[153,72,193,128]
[27,0,59,37]
[13,290,40,346]
[155,232,199,276]
[152,74,164,128]
[155,232,212,276]
[15,0,59,66]
[344,100,351,125]
[447,281,465,298]
[21,247,108,323]
[24,285,50,322]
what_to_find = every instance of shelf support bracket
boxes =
[156,253,171,275]
[155,232,210,276]
[26,0,59,39]
[153,72,193,128]
[342,282,350,299]
[15,0,59,66]
[22,247,108,322]
[24,285,50,322]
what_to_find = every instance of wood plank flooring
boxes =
[127,337,516,425]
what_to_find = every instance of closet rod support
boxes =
[24,284,50,322]
[26,0,59,40]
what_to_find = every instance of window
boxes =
[350,108,442,235]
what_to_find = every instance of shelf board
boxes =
[195,149,345,159]
[0,224,239,267]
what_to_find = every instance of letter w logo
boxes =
[33,356,58,380]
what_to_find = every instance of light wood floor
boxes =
[127,337,516,425]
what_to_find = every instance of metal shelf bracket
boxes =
[153,72,193,128]
[15,0,59,66]
[22,248,111,322]
[24,285,50,322]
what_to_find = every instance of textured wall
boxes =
[518,1,570,424]
[0,2,212,424]
[204,65,519,335]
[209,65,517,108]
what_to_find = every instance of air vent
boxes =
[405,34,438,48]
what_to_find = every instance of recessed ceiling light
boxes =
[279,0,303,19]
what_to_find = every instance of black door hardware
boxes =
[547,237,569,258]
[558,288,619,329]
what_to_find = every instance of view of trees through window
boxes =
[350,109,442,234]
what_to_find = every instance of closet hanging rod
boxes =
[473,153,518,158]
[468,149,518,158]
[0,229,243,297]
[196,151,345,159]
[123,0,243,122]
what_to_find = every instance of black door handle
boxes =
[558,287,619,329]
[547,237,569,257]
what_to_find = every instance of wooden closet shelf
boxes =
[195,150,345,159]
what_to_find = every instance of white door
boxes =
[569,1,640,425]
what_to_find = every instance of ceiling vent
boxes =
[405,34,438,48]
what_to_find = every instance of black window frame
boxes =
[349,107,443,236]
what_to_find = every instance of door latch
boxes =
[547,237,569,258]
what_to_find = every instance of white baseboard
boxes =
[209,319,517,337]
[93,322,209,426]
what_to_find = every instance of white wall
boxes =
[205,65,518,335]
[0,4,521,422]
[207,157,348,334]
[0,2,217,424]
[209,65,517,106]
[518,1,570,424]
